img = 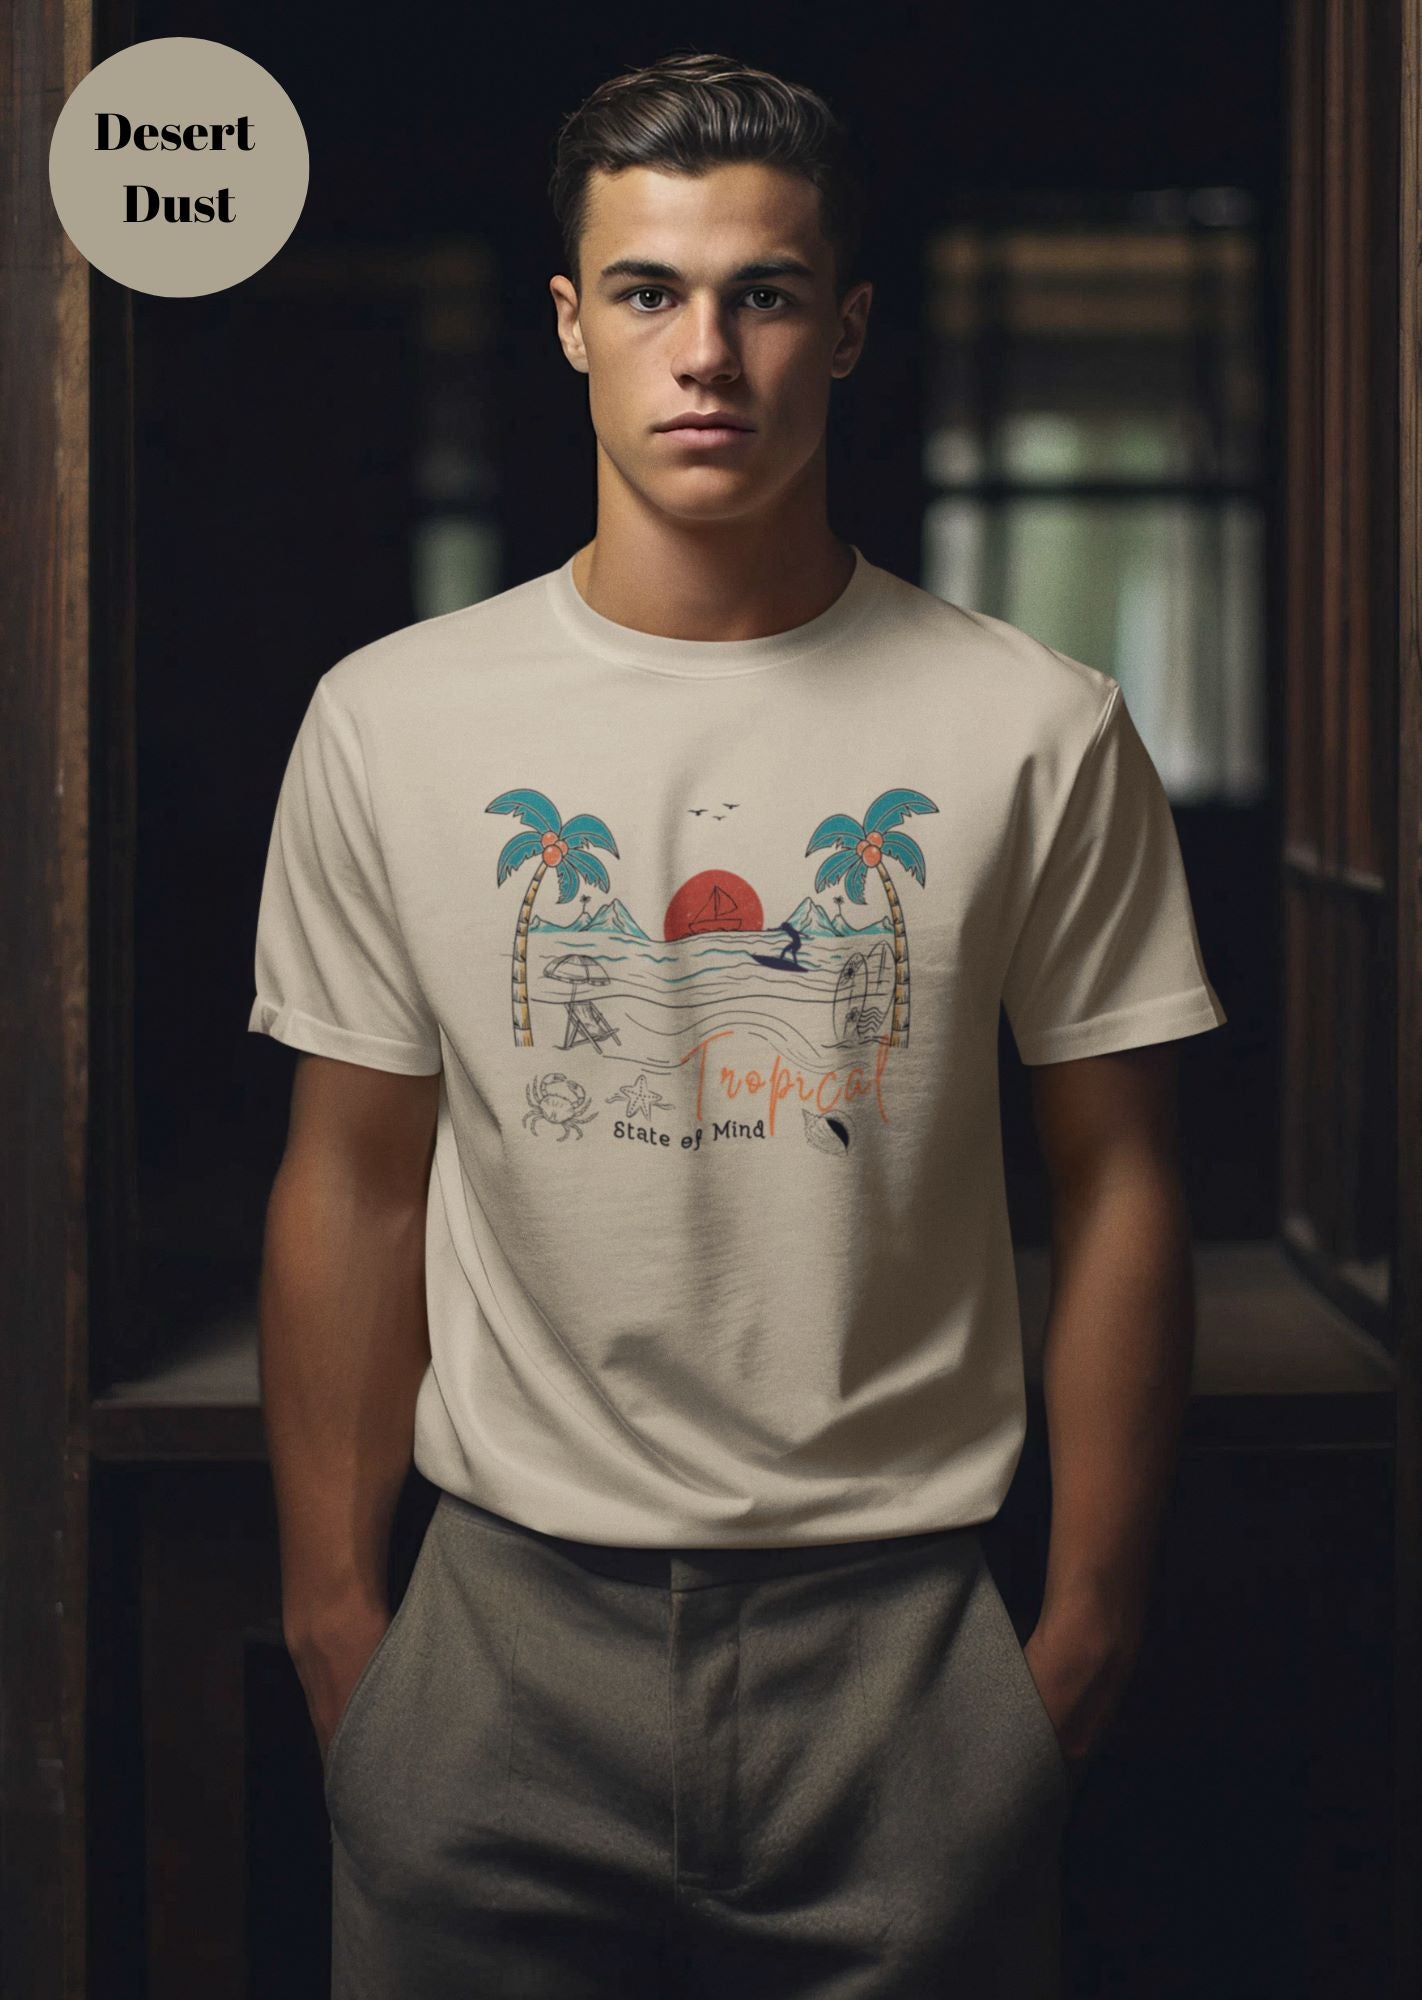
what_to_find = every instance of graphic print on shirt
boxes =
[486,784,939,1153]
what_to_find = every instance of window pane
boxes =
[922,494,1265,803]
[925,219,1263,487]
[922,206,1267,804]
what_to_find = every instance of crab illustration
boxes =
[523,1072,598,1140]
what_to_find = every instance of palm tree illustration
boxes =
[805,788,939,1047]
[486,788,620,1046]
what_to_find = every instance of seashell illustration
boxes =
[803,1108,852,1155]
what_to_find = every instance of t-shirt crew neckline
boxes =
[547,543,878,677]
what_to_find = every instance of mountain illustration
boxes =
[783,895,893,939]
[529,897,650,940]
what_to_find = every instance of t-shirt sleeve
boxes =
[1001,682,1227,1065]
[247,676,443,1075]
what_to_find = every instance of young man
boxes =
[250,49,1227,1999]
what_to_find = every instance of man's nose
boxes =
[673,299,740,377]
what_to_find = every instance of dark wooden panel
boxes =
[86,1466,146,2000]
[1281,0,1398,1335]
[1391,0,1422,1985]
[1285,0,1324,856]
[1049,1440,1395,1999]
[1283,2,1415,1989]
[140,1468,279,2000]
[90,244,140,1389]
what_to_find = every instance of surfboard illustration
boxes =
[832,941,894,1044]
[857,940,893,1039]
[832,952,869,1042]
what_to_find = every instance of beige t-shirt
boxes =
[248,545,1226,1547]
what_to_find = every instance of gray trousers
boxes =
[323,1488,1076,1997]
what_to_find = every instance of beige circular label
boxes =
[48,37,308,297]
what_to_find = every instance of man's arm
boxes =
[259,1051,441,1761]
[1022,1040,1197,1763]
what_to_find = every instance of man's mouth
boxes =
[655,412,755,447]
[659,428,753,446]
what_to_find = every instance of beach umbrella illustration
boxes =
[545,953,621,1052]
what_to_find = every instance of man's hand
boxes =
[1023,1591,1144,1768]
[289,1603,393,1770]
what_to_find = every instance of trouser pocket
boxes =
[325,1493,522,1889]
[321,1512,436,1812]
[973,1553,1074,1799]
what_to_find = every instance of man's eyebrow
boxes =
[597,256,817,285]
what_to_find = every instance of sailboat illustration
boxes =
[687,882,743,932]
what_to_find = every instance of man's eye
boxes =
[624,286,789,312]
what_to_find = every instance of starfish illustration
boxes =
[606,1071,671,1120]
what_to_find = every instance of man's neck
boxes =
[569,520,855,644]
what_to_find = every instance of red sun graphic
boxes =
[664,870,764,941]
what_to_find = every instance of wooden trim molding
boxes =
[0,0,95,1993]
[1282,0,1401,1327]
[1394,0,1422,1984]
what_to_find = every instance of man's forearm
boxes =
[259,1155,431,1650]
[1037,1162,1196,1642]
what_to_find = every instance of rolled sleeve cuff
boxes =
[247,995,442,1075]
[1012,984,1227,1066]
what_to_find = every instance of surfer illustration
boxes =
[749,919,808,971]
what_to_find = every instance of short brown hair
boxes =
[548,50,867,299]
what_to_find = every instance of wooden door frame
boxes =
[1394,0,1422,1988]
[0,0,95,1994]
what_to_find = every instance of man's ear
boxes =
[548,275,589,375]
[829,280,873,381]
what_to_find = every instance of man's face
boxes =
[549,161,871,525]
